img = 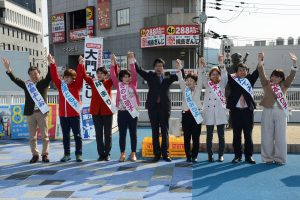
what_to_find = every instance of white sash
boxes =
[61,80,81,113]
[208,80,226,108]
[118,82,139,118]
[231,74,254,98]
[271,83,289,116]
[185,87,203,124]
[93,80,117,114]
[25,80,49,114]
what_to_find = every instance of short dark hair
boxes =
[270,69,285,82]
[153,58,165,68]
[118,69,131,82]
[63,69,77,80]
[234,63,248,73]
[27,66,40,75]
[96,67,108,75]
[185,73,198,82]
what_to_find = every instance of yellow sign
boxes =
[86,7,93,20]
[167,26,175,35]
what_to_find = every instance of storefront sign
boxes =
[86,6,95,36]
[70,28,87,41]
[140,26,166,48]
[166,25,200,46]
[51,13,66,43]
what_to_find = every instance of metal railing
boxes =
[0,88,300,110]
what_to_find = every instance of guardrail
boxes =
[0,88,300,110]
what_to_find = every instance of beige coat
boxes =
[201,67,228,125]
[177,68,202,112]
[258,65,297,108]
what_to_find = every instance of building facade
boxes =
[48,0,202,78]
[0,0,45,72]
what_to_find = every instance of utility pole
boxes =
[199,0,207,57]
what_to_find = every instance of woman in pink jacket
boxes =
[110,52,140,162]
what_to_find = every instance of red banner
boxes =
[86,6,95,36]
[166,25,200,46]
[37,104,57,139]
[140,26,166,48]
[97,0,111,29]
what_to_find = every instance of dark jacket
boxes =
[135,63,178,111]
[6,67,51,116]
[226,69,259,111]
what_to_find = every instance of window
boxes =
[7,28,9,36]
[117,8,130,26]
[69,9,86,29]
[13,45,15,50]
[12,30,14,37]
[7,44,10,50]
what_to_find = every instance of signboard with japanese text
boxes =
[140,26,166,48]
[117,55,127,70]
[10,105,28,139]
[70,28,87,41]
[166,25,200,46]
[81,106,95,139]
[51,13,66,43]
[102,51,111,68]
[86,6,95,37]
[83,37,104,104]
[0,105,10,137]
[97,0,111,29]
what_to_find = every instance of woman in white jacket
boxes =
[176,59,202,163]
[200,55,228,162]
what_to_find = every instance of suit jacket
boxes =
[258,65,297,108]
[226,69,259,111]
[135,63,178,111]
[6,66,51,116]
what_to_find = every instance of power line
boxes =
[208,2,300,11]
[214,0,300,7]
[209,6,300,15]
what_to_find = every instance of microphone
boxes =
[243,52,249,64]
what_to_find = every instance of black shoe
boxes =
[232,157,242,163]
[208,155,214,162]
[29,155,39,163]
[152,156,160,162]
[186,157,192,162]
[218,155,224,162]
[42,155,50,163]
[105,156,110,161]
[245,157,256,164]
[192,158,198,163]
[98,156,105,161]
[163,156,172,162]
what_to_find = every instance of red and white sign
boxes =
[166,25,200,46]
[51,13,65,43]
[140,26,166,48]
[86,6,95,36]
[70,28,87,41]
[97,0,111,29]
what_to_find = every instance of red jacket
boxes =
[83,65,118,115]
[50,63,84,117]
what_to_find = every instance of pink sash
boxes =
[271,83,289,116]
[119,82,139,118]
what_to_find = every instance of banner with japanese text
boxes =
[83,37,103,104]
[51,13,66,43]
[97,0,111,30]
[10,105,28,139]
[81,106,95,139]
[0,105,10,137]
[166,25,200,46]
[140,26,166,48]
[86,6,95,36]
[37,104,57,139]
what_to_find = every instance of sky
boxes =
[203,0,300,48]
[41,0,300,50]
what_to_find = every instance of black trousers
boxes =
[92,114,113,158]
[231,108,254,159]
[206,124,225,156]
[60,116,82,156]
[182,112,201,159]
[117,110,137,153]
[148,104,170,158]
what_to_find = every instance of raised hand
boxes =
[78,55,84,64]
[289,52,297,67]
[199,57,206,68]
[258,52,264,65]
[175,59,182,70]
[1,57,11,72]
[127,51,135,64]
[218,54,224,66]
[111,54,117,65]
[47,54,55,64]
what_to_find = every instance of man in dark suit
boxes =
[227,62,259,164]
[136,58,179,162]
[2,57,52,163]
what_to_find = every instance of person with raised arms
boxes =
[200,55,228,162]
[82,55,118,162]
[2,57,51,163]
[110,52,139,162]
[48,54,84,162]
[175,58,202,163]
[258,52,298,165]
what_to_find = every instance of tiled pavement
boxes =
[0,139,192,200]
